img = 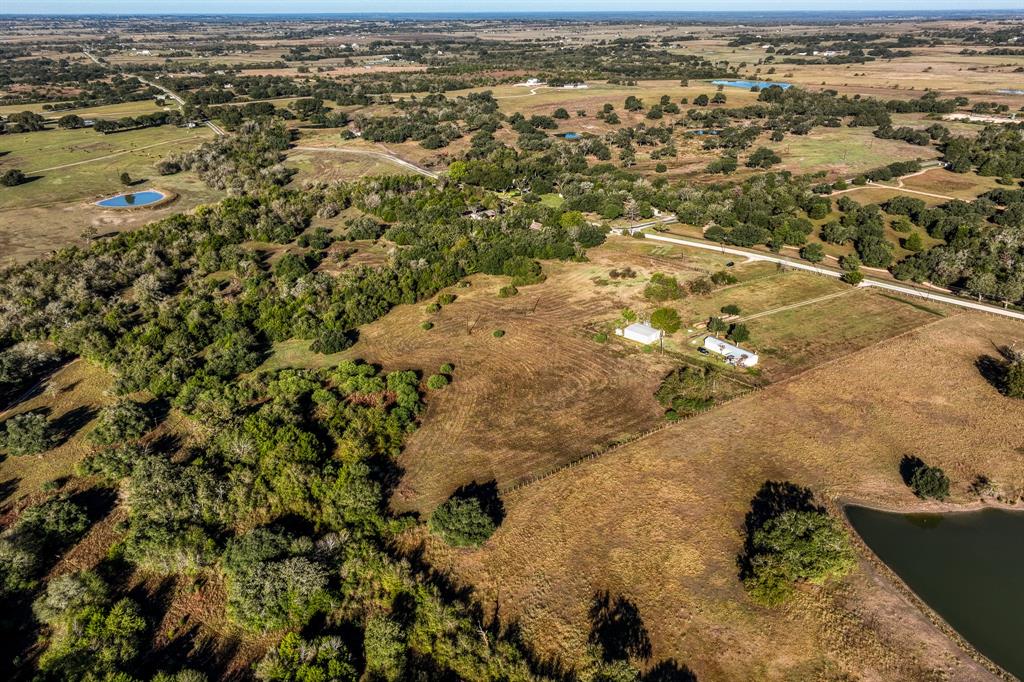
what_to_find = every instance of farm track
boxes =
[292,145,440,179]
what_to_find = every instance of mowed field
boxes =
[0,125,221,264]
[266,237,959,515]
[424,312,1024,681]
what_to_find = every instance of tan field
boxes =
[420,312,1024,681]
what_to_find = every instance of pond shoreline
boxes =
[838,498,1019,681]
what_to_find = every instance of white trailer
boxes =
[703,336,758,367]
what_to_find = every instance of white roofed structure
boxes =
[619,322,662,345]
[703,336,758,367]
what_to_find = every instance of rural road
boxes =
[83,50,226,137]
[292,145,440,179]
[638,232,1024,322]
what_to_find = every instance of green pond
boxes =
[846,505,1024,678]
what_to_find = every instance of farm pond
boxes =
[95,190,167,208]
[846,505,1024,678]
[711,79,792,90]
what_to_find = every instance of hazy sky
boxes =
[5,0,1024,15]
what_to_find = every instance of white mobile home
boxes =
[617,322,663,345]
[703,337,758,367]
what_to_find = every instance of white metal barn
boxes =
[703,336,759,367]
[619,322,663,345]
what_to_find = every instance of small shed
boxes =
[618,322,662,346]
[703,337,758,367]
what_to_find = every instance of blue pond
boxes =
[712,79,792,90]
[560,132,580,139]
[96,190,166,208]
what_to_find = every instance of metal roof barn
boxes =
[620,322,663,345]
[703,336,759,367]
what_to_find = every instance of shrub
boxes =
[88,399,153,446]
[655,163,667,173]
[656,365,720,415]
[310,327,355,354]
[426,374,449,390]
[156,160,181,176]
[78,444,146,481]
[593,332,608,343]
[902,232,924,252]
[429,496,497,548]
[644,273,683,301]
[721,304,741,315]
[420,321,434,331]
[902,456,950,500]
[688,278,714,296]
[707,316,728,333]
[437,293,457,305]
[256,632,357,682]
[650,308,681,334]
[799,243,825,263]
[0,410,57,456]
[710,270,737,285]
[1008,359,1024,399]
[439,363,454,375]
[492,329,505,338]
[1,169,26,187]
[841,270,864,286]
[426,303,441,314]
[498,285,518,298]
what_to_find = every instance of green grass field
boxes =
[0,124,214,209]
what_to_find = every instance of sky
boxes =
[4,0,1024,15]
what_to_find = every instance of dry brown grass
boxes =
[0,360,114,507]
[421,312,1024,681]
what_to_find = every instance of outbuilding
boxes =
[703,336,758,367]
[618,322,663,346]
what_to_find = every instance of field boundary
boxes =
[501,310,959,497]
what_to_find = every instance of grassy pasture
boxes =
[0,99,170,117]
[429,312,1023,681]
[0,124,221,264]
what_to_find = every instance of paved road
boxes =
[638,232,1024,322]
[292,145,440,179]
[84,51,225,137]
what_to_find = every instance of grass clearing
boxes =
[0,360,113,506]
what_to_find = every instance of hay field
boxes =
[428,312,1024,681]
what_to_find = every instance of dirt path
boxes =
[735,288,858,323]
[830,164,956,201]
[29,135,203,173]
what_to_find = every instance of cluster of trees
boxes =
[821,197,894,268]
[165,120,294,192]
[739,482,855,606]
[655,365,722,419]
[92,110,179,134]
[890,188,1024,306]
